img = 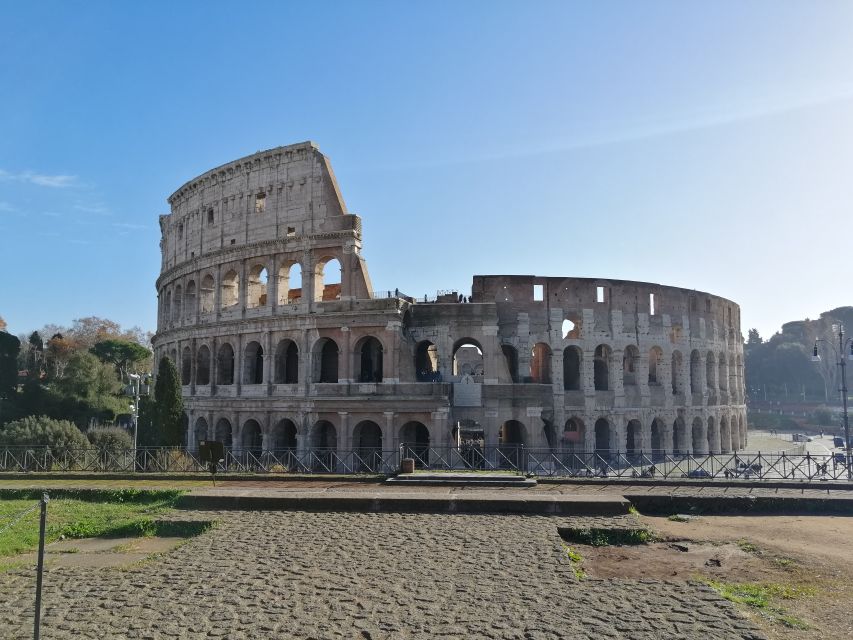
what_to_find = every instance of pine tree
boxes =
[154,357,184,446]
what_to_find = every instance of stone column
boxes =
[341,327,351,383]
[482,326,500,385]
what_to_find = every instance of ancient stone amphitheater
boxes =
[152,141,747,462]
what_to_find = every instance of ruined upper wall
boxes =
[158,142,354,271]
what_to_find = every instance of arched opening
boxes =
[274,340,299,384]
[706,352,716,390]
[221,270,239,308]
[530,343,552,384]
[174,285,183,322]
[720,416,731,453]
[718,354,728,391]
[164,289,172,323]
[594,344,611,391]
[185,280,196,319]
[355,336,383,383]
[400,421,430,466]
[217,343,235,385]
[501,344,519,383]
[626,419,642,457]
[247,264,269,308]
[315,257,342,302]
[648,347,663,385]
[242,419,263,457]
[353,421,383,464]
[196,345,211,385]
[278,262,302,304]
[313,338,339,383]
[671,350,683,394]
[690,350,701,393]
[594,418,611,452]
[673,418,687,454]
[194,417,208,448]
[563,346,581,391]
[453,339,484,378]
[623,345,639,387]
[215,418,232,448]
[650,418,664,456]
[562,417,584,451]
[181,346,192,385]
[200,274,215,313]
[243,341,264,385]
[311,420,337,449]
[498,420,525,469]
[271,419,298,451]
[415,341,439,381]
[691,417,705,454]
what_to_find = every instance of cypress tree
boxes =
[154,356,184,446]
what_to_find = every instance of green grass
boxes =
[559,526,655,547]
[561,543,586,579]
[667,514,691,522]
[736,539,760,554]
[702,579,814,629]
[0,490,188,558]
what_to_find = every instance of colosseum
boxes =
[152,141,747,469]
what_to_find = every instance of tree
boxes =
[90,339,152,382]
[154,357,184,446]
[0,316,6,332]
[0,415,89,453]
[55,351,125,427]
[68,316,124,349]
[45,333,78,380]
[87,426,133,453]
[746,329,762,346]
[0,331,21,400]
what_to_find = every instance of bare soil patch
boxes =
[15,536,186,569]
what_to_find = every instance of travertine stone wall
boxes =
[153,142,747,456]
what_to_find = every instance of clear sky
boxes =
[2,1,852,340]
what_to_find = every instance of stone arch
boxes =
[215,418,233,448]
[242,419,263,455]
[278,261,302,304]
[221,269,239,308]
[400,421,430,465]
[562,417,584,451]
[626,419,642,456]
[355,336,384,383]
[271,419,298,451]
[353,420,383,452]
[243,341,264,385]
[194,417,209,446]
[691,417,706,454]
[164,289,172,323]
[718,353,728,391]
[563,346,581,391]
[673,417,688,454]
[217,343,235,385]
[174,284,183,321]
[314,256,342,302]
[247,264,269,308]
[499,420,526,446]
[594,418,611,452]
[311,420,337,449]
[671,350,683,394]
[706,351,716,390]
[594,344,611,391]
[648,347,663,385]
[184,280,196,318]
[274,339,299,384]
[415,341,439,381]
[196,345,211,385]
[530,342,552,384]
[181,346,192,385]
[690,350,702,393]
[501,344,519,383]
[200,274,215,313]
[452,339,484,377]
[650,418,664,453]
[313,337,339,383]
[623,345,640,387]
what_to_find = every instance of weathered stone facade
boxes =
[152,141,747,456]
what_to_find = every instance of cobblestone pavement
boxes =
[0,511,764,639]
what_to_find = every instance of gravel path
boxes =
[0,511,764,639]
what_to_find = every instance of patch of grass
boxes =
[627,505,639,515]
[773,556,796,568]
[702,579,814,629]
[561,543,585,579]
[736,539,760,554]
[667,514,691,522]
[559,526,655,547]
[0,491,188,557]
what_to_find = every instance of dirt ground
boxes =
[569,514,853,640]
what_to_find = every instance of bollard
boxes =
[400,458,415,474]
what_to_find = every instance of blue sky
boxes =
[2,1,853,340]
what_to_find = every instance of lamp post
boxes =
[812,324,853,479]
[127,373,151,466]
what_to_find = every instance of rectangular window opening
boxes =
[596,286,605,303]
[533,284,544,301]
[230,238,236,245]
[207,209,214,225]
[705,298,711,313]
[649,293,655,316]
[287,226,296,237]
[254,193,266,213]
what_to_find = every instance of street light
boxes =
[127,373,151,462]
[812,324,853,479]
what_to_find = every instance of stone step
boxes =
[386,473,537,487]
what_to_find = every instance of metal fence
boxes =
[0,446,851,480]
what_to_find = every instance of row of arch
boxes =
[159,257,342,325]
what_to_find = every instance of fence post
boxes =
[33,492,49,640]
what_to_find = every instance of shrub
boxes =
[87,426,133,453]
[0,415,89,453]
